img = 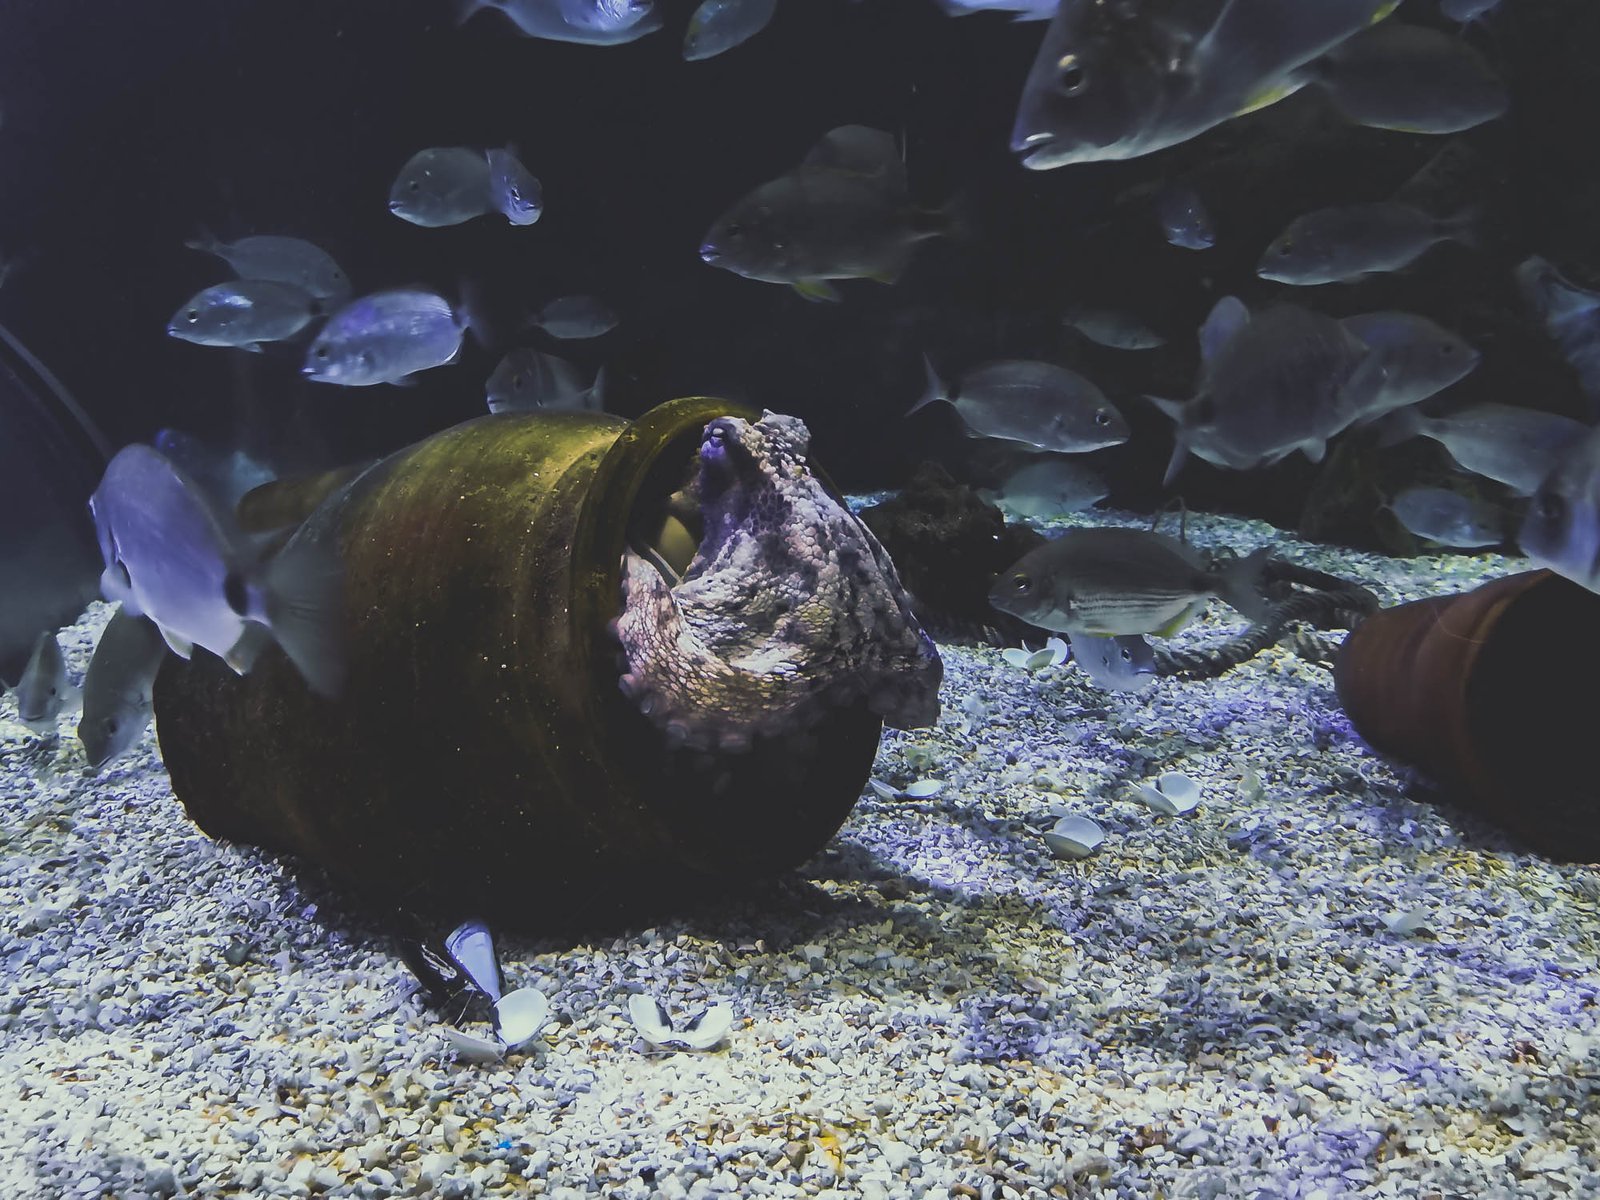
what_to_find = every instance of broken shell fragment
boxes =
[1042,814,1106,860]
[628,992,734,1050]
[1139,771,1201,816]
[494,986,552,1048]
[1384,907,1429,936]
[867,778,898,801]
[444,918,503,1002]
[442,1025,505,1063]
[1003,638,1070,672]
[901,779,945,799]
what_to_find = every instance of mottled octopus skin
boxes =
[616,410,943,750]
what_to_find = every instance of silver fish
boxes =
[486,348,605,413]
[1010,0,1396,169]
[1521,425,1600,593]
[89,444,344,696]
[1387,485,1503,548]
[389,147,494,227]
[1067,631,1156,691]
[12,631,76,733]
[988,527,1271,637]
[908,356,1129,453]
[1379,403,1591,497]
[980,458,1109,518]
[1516,256,1600,411]
[932,0,1058,17]
[183,232,351,303]
[1439,0,1499,23]
[1340,311,1479,424]
[486,147,543,226]
[152,429,276,509]
[700,125,957,302]
[683,0,777,61]
[304,289,467,387]
[1062,306,1165,350]
[530,294,619,339]
[166,280,320,351]
[77,607,168,772]
[458,0,663,44]
[1303,20,1508,134]
[1155,179,1215,250]
[1257,202,1475,285]
[1152,297,1385,484]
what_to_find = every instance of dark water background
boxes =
[0,0,1596,675]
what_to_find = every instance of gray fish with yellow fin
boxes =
[988,527,1272,638]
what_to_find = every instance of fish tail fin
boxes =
[1161,436,1190,488]
[1144,394,1187,422]
[1439,205,1484,250]
[259,537,347,699]
[1215,546,1275,625]
[1374,404,1425,449]
[455,276,500,351]
[183,225,220,256]
[454,0,490,27]
[906,353,948,417]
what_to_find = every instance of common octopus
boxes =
[615,410,943,751]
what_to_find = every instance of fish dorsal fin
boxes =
[1198,296,1249,364]
[235,462,374,534]
[801,125,906,194]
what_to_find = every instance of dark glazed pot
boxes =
[152,399,887,919]
[1334,569,1600,862]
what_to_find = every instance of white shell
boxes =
[867,778,898,801]
[901,779,945,799]
[495,986,551,1048]
[1002,647,1033,668]
[1005,639,1069,672]
[1139,771,1201,816]
[444,919,502,1001]
[1384,907,1428,936]
[1043,636,1070,665]
[1042,814,1106,859]
[676,1004,734,1050]
[628,993,733,1051]
[442,1025,505,1062]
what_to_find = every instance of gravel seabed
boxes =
[3,505,1599,1200]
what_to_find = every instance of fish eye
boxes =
[1010,574,1032,594]
[1275,240,1294,255]
[105,718,119,734]
[186,309,199,322]
[408,181,420,191]
[315,346,330,358]
[1094,410,1112,427]
[1119,647,1132,662]
[1056,54,1088,95]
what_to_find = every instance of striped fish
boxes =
[988,527,1271,638]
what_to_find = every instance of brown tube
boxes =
[1335,569,1600,861]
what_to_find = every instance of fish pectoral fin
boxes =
[158,626,195,659]
[1154,601,1206,639]
[791,280,842,303]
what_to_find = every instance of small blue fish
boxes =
[304,289,468,387]
[184,232,351,302]
[89,445,344,696]
[529,294,618,339]
[683,0,777,61]
[1258,202,1476,286]
[458,0,663,45]
[486,147,543,226]
[78,607,168,772]
[1155,181,1214,251]
[167,280,320,351]
[1387,486,1503,548]
[389,147,494,228]
[1067,632,1156,692]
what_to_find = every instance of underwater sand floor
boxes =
[2,508,1598,1200]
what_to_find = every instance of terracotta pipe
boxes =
[1335,568,1600,862]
